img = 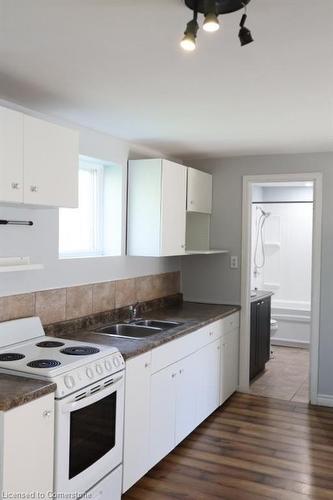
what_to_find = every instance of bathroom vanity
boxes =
[250,293,272,380]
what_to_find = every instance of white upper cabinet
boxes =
[187,167,212,214]
[0,106,79,208]
[0,107,24,203]
[23,115,79,207]
[128,159,187,256]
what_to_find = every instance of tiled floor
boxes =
[250,345,309,402]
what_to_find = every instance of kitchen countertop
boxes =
[0,373,56,412]
[250,290,274,303]
[54,302,240,361]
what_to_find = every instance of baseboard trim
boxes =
[316,394,333,407]
[271,339,310,349]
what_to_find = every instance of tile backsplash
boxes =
[0,272,181,325]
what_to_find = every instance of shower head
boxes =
[257,207,271,217]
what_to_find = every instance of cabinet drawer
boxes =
[221,312,240,336]
[151,325,209,373]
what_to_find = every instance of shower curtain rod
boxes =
[252,201,313,205]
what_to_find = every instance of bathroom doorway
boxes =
[249,182,313,402]
[239,174,322,405]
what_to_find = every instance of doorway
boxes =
[239,174,322,405]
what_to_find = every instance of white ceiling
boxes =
[0,0,332,159]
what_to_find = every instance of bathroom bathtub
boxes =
[271,300,311,349]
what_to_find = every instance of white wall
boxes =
[181,153,333,396]
[0,101,180,296]
[251,186,313,312]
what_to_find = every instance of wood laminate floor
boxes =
[122,393,333,500]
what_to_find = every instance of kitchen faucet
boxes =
[129,302,140,321]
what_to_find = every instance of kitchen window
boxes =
[59,156,122,258]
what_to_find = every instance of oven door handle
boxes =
[61,375,124,414]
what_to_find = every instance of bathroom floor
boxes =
[250,346,309,402]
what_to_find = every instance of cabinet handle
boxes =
[171,373,177,378]
[43,410,52,418]
[261,301,264,305]
[11,182,20,190]
[209,331,213,336]
[257,302,261,307]
[144,362,150,368]
[190,201,193,205]
[181,244,185,249]
[30,185,38,192]
[179,369,184,374]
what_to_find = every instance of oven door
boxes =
[54,373,124,496]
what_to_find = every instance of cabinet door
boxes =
[149,364,176,468]
[250,301,259,380]
[160,160,187,256]
[261,297,271,362]
[175,354,199,445]
[123,352,152,493]
[196,340,220,424]
[187,167,212,214]
[220,330,239,405]
[23,115,79,207]
[2,394,54,495]
[0,107,23,203]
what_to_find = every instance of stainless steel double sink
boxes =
[94,319,182,340]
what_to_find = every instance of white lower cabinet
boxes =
[175,354,199,445]
[123,351,152,492]
[122,313,240,493]
[220,329,239,405]
[196,339,221,424]
[149,363,177,468]
[0,393,54,497]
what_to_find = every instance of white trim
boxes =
[240,173,322,405]
[317,394,333,408]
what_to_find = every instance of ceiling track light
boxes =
[203,0,220,32]
[181,0,254,50]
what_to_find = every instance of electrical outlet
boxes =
[230,256,239,269]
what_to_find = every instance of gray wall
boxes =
[181,152,333,396]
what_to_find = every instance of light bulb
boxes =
[180,33,196,51]
[203,13,220,32]
[180,19,198,51]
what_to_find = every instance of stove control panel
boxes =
[56,351,125,398]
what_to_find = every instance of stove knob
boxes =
[113,356,121,368]
[104,359,113,371]
[95,363,103,375]
[64,375,75,389]
[86,367,94,379]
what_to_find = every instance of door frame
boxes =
[239,173,323,404]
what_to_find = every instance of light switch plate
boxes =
[230,256,239,269]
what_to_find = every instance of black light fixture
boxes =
[238,12,254,46]
[181,0,254,51]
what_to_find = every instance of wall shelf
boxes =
[185,249,229,255]
[0,257,44,273]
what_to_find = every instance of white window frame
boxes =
[59,158,105,259]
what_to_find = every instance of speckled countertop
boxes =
[0,373,56,412]
[250,290,274,303]
[53,302,240,361]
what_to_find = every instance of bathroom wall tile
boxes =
[35,289,66,325]
[0,293,35,322]
[115,278,136,308]
[92,282,116,314]
[66,285,93,320]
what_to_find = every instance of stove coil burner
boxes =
[0,353,25,362]
[36,341,65,348]
[60,346,100,356]
[27,359,61,369]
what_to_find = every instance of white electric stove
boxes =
[0,316,125,499]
